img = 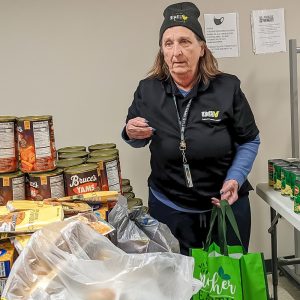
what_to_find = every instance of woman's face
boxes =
[161,26,204,79]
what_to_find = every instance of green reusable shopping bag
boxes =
[191,200,269,300]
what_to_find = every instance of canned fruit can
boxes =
[58,151,89,160]
[122,185,133,193]
[0,171,25,205]
[0,116,18,173]
[273,161,289,190]
[127,197,143,209]
[17,116,57,172]
[281,166,298,196]
[89,149,119,157]
[64,163,101,196]
[56,158,84,169]
[123,192,135,199]
[87,155,122,193]
[88,143,116,152]
[122,178,130,186]
[57,146,86,154]
[268,159,284,187]
[29,169,65,200]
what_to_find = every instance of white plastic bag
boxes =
[3,217,202,300]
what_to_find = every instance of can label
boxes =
[0,121,17,173]
[281,167,297,196]
[29,173,65,200]
[18,117,57,173]
[97,158,122,192]
[273,163,289,190]
[0,175,25,205]
[294,179,300,213]
[65,169,100,196]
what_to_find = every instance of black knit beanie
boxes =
[159,2,206,44]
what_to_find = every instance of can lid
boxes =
[122,178,130,186]
[123,192,135,199]
[127,197,143,208]
[87,154,117,163]
[0,170,24,178]
[122,185,132,193]
[89,149,119,157]
[29,168,64,177]
[274,162,290,166]
[283,158,300,163]
[56,158,85,168]
[282,166,298,170]
[88,143,116,152]
[58,146,86,153]
[64,163,98,174]
[268,159,284,163]
[58,151,89,159]
[0,116,17,122]
[17,115,52,121]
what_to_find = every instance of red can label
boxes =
[0,175,25,205]
[17,117,57,173]
[29,173,65,200]
[0,121,18,173]
[65,169,100,196]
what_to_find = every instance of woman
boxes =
[122,2,260,255]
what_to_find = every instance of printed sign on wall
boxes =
[204,13,240,58]
[251,8,286,54]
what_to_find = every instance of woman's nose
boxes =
[173,44,182,56]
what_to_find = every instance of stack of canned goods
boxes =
[0,115,61,205]
[268,158,300,213]
[121,178,145,210]
[57,142,123,196]
[0,115,143,212]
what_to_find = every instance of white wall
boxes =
[1,0,299,258]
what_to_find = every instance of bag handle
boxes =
[218,201,228,255]
[204,200,246,255]
[221,200,246,254]
[204,206,218,250]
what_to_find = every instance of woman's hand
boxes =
[211,179,239,207]
[126,117,154,140]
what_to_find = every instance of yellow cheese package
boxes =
[0,206,64,233]
[0,207,9,217]
[0,242,14,278]
[6,200,56,212]
[57,191,119,204]
[13,235,31,254]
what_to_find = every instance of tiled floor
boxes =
[268,274,300,299]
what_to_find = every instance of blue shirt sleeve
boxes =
[121,126,150,148]
[225,134,260,188]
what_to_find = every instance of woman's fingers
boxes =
[126,117,154,139]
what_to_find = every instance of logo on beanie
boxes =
[170,14,189,23]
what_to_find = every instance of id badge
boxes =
[183,163,193,188]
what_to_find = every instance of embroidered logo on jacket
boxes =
[201,111,221,121]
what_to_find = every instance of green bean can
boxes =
[290,170,300,200]
[268,159,284,187]
[273,161,289,190]
[281,166,298,196]
[294,175,300,213]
